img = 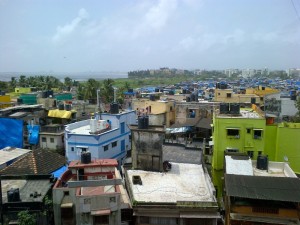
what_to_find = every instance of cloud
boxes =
[52,8,89,44]
[131,0,178,39]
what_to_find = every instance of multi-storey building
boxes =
[65,110,136,166]
[132,98,175,127]
[211,104,266,198]
[53,155,131,225]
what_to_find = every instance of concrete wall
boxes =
[53,188,77,225]
[131,128,165,171]
[40,134,64,149]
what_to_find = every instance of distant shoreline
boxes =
[0,72,128,82]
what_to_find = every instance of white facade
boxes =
[65,110,136,164]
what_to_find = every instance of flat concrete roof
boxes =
[127,162,216,204]
[217,108,264,119]
[225,155,297,178]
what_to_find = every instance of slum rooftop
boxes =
[127,162,217,205]
[225,155,297,178]
[216,107,265,119]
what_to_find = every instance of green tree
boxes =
[10,77,17,91]
[17,210,36,225]
[18,75,27,87]
[84,78,98,100]
[101,78,114,103]
[64,77,73,91]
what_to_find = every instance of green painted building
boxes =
[210,103,300,200]
[211,104,266,198]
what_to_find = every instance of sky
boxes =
[0,0,300,73]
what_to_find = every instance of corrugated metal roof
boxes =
[225,174,300,202]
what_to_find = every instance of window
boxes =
[254,129,263,139]
[258,151,262,155]
[227,93,232,98]
[109,197,116,203]
[64,191,69,196]
[247,128,251,134]
[112,141,117,148]
[103,145,109,151]
[84,198,91,204]
[50,138,54,143]
[188,109,195,118]
[225,148,239,153]
[226,128,240,138]
[71,147,74,151]
[42,137,46,142]
[247,151,254,159]
[94,215,109,224]
[218,93,220,95]
[170,106,173,111]
[129,135,132,140]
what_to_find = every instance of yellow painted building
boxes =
[14,87,35,94]
[132,99,175,127]
[214,88,260,104]
[0,95,13,109]
[246,85,279,97]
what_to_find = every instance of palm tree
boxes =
[84,78,98,101]
[101,79,114,103]
[18,75,27,87]
[64,77,73,91]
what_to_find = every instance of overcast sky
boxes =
[0,0,300,73]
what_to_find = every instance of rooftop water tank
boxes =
[110,103,119,114]
[81,151,91,164]
[257,155,268,171]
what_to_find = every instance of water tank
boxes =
[163,161,172,172]
[128,88,133,93]
[230,103,240,115]
[251,97,256,104]
[194,92,198,102]
[190,93,195,102]
[182,89,187,94]
[97,120,106,131]
[47,90,54,97]
[144,116,149,129]
[291,95,297,100]
[90,119,97,133]
[7,188,21,202]
[216,83,221,89]
[138,116,149,129]
[81,151,91,164]
[155,88,160,92]
[220,103,230,114]
[41,91,47,98]
[17,98,23,104]
[186,96,190,102]
[150,95,155,101]
[110,103,119,114]
[257,155,268,170]
[169,90,174,95]
[65,104,72,111]
[58,104,64,110]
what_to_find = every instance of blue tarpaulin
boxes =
[0,118,23,149]
[27,125,40,145]
[52,165,67,178]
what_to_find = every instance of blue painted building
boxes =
[65,110,136,165]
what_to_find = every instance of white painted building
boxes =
[65,110,136,165]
